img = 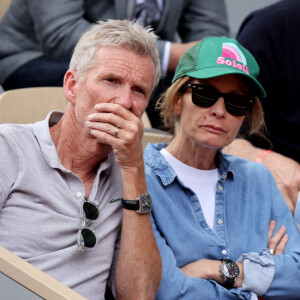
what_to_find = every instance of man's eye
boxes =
[106,78,116,83]
[133,87,145,95]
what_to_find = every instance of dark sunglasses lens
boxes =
[225,95,250,116]
[80,228,97,248]
[192,87,217,108]
[83,202,99,220]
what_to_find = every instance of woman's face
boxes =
[174,74,249,149]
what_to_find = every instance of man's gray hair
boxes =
[70,19,161,87]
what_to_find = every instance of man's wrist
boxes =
[121,194,152,214]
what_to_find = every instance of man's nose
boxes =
[115,86,134,111]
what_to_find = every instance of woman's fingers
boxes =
[268,220,288,255]
[274,234,288,255]
[268,219,276,241]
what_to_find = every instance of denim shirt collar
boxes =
[144,143,234,186]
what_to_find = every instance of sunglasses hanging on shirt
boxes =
[77,199,100,252]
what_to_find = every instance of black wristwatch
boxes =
[219,259,240,289]
[121,194,152,214]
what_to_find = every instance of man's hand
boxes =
[86,102,144,171]
[223,139,300,215]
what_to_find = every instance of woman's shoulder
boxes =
[223,153,272,177]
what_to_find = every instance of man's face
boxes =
[72,46,156,127]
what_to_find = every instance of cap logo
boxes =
[216,42,249,74]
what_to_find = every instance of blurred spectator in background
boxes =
[0,0,229,128]
[223,0,300,224]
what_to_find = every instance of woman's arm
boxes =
[180,220,288,288]
[151,215,254,300]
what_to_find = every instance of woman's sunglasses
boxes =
[77,200,99,252]
[180,83,253,116]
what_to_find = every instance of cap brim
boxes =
[186,67,266,98]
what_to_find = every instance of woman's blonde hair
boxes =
[156,76,266,137]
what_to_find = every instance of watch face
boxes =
[222,261,239,279]
[139,194,152,213]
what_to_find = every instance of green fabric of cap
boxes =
[172,36,266,98]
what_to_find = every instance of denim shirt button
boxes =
[218,219,223,224]
[218,185,223,190]
[221,249,227,255]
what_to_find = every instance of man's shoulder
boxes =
[0,123,35,151]
[0,123,33,136]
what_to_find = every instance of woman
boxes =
[144,36,300,299]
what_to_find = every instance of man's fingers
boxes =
[94,102,142,120]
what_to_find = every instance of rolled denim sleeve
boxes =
[237,250,275,296]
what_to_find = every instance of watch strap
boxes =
[121,194,151,214]
[223,277,235,289]
[121,199,139,211]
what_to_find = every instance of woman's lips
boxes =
[201,124,227,133]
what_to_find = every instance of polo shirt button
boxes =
[222,249,228,255]
[76,192,82,197]
[218,219,223,224]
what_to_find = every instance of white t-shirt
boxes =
[161,148,219,230]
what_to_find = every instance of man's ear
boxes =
[174,96,182,115]
[63,70,78,104]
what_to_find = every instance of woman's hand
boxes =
[268,220,289,255]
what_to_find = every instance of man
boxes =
[0,0,229,128]
[0,19,161,300]
[223,0,300,221]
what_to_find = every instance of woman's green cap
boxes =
[172,36,266,98]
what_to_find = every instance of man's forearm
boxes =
[115,166,161,300]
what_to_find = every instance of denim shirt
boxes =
[295,197,300,230]
[144,143,300,300]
